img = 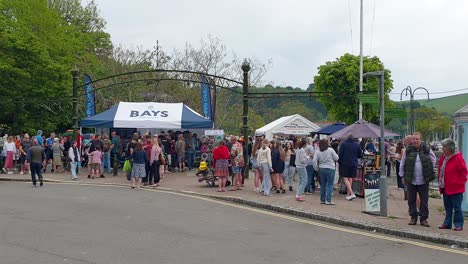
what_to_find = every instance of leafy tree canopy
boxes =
[314,53,394,125]
[0,0,112,134]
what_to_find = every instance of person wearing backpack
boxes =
[399,132,436,227]
[101,134,112,175]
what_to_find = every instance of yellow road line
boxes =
[46,181,468,256]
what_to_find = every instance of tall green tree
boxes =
[0,0,112,134]
[314,53,394,125]
[414,107,451,141]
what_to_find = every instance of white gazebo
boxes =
[254,114,320,140]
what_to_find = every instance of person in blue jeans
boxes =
[313,139,339,205]
[437,138,467,231]
[304,137,316,193]
[185,133,195,170]
[101,135,112,174]
[256,139,272,196]
[295,138,309,201]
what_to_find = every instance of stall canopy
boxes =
[315,122,346,135]
[255,114,320,140]
[329,119,399,139]
[80,102,213,129]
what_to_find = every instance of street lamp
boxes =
[241,59,251,179]
[363,71,387,217]
[71,68,80,140]
[400,86,430,135]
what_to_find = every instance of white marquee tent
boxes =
[254,114,320,140]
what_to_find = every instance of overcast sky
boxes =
[91,0,467,100]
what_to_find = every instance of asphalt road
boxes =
[0,182,466,264]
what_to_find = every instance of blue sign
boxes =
[201,75,212,120]
[83,73,96,117]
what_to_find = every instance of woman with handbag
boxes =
[52,137,64,173]
[2,136,16,173]
[251,138,263,193]
[129,142,147,189]
[149,137,162,187]
[68,141,81,180]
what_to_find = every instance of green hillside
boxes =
[405,93,468,115]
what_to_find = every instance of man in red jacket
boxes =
[437,138,468,231]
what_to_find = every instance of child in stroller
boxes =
[196,153,230,187]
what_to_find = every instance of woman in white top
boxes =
[256,139,272,196]
[251,138,263,193]
[68,141,81,180]
[295,138,309,201]
[312,139,339,205]
[3,136,16,172]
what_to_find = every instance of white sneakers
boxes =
[346,194,356,201]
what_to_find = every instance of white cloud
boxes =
[92,0,468,100]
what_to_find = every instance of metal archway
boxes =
[71,62,251,177]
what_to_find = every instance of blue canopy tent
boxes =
[81,102,213,129]
[315,122,346,136]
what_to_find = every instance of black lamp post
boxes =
[241,59,251,179]
[400,86,430,135]
[72,68,80,140]
[363,70,387,217]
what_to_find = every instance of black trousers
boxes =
[143,160,150,183]
[385,159,392,177]
[407,183,429,221]
[30,162,43,186]
[149,161,160,184]
[395,160,404,188]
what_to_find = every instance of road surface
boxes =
[0,182,466,264]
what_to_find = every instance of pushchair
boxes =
[195,153,230,187]
[196,168,231,187]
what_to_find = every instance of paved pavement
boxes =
[0,182,467,264]
[0,167,467,247]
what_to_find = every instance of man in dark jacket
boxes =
[338,134,363,201]
[26,139,46,187]
[399,132,436,227]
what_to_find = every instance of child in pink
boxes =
[89,145,102,179]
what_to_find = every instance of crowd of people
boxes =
[1,129,466,231]
[0,129,224,188]
[210,132,466,231]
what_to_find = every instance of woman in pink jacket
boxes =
[149,137,162,187]
[437,138,468,231]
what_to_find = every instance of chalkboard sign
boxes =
[365,173,381,212]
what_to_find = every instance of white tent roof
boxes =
[255,114,320,140]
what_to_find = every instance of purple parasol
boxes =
[329,119,399,139]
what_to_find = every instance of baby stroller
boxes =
[196,153,230,187]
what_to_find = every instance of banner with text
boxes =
[200,75,212,120]
[83,73,96,117]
